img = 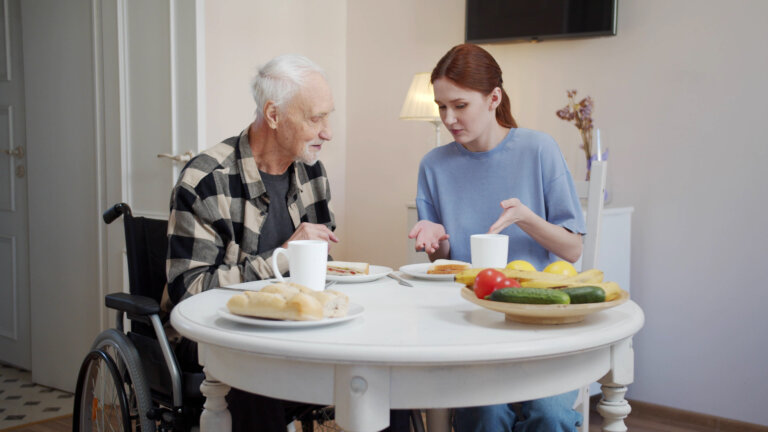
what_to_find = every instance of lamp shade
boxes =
[399,72,440,121]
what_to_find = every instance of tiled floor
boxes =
[0,363,73,430]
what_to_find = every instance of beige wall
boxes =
[346,0,465,267]
[205,0,348,257]
[479,2,768,425]
[208,0,768,426]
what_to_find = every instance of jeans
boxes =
[453,391,582,432]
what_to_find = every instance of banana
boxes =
[520,279,569,289]
[560,268,604,284]
[454,268,484,287]
[454,267,569,287]
[500,269,568,282]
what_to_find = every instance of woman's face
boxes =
[433,77,499,148]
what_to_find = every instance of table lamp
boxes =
[399,72,442,147]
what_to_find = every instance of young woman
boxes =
[408,43,585,431]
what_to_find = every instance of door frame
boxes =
[21,0,204,391]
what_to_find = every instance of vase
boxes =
[586,148,610,204]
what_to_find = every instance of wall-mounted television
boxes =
[466,0,618,44]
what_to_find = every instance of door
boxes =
[0,0,29,369]
[16,0,203,391]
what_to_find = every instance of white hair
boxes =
[251,54,326,118]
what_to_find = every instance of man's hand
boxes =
[286,222,339,245]
[408,220,449,254]
[488,198,534,234]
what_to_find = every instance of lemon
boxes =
[543,260,578,276]
[505,260,537,272]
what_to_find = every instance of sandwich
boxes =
[427,259,471,274]
[327,261,370,276]
[226,282,349,321]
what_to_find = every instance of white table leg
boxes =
[597,384,631,432]
[199,367,231,432]
[333,365,390,432]
[597,337,634,432]
[426,408,451,432]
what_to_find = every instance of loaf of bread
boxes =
[427,259,471,274]
[226,282,349,321]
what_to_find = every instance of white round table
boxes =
[171,276,644,432]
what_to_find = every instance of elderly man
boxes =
[164,54,338,432]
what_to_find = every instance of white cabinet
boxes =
[406,204,633,292]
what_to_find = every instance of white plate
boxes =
[398,263,456,281]
[223,280,276,291]
[326,265,393,283]
[217,303,365,328]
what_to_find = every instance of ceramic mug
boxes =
[271,240,328,291]
[470,234,509,268]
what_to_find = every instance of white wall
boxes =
[205,0,348,258]
[207,0,768,425]
[485,1,768,425]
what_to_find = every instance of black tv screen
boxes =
[466,0,618,43]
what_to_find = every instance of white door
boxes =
[0,0,30,370]
[16,0,203,391]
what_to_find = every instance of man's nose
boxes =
[319,124,332,141]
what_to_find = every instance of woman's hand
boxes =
[488,198,534,234]
[408,220,450,254]
[489,198,583,262]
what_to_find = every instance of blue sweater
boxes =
[415,128,585,271]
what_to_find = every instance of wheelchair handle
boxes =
[103,203,132,224]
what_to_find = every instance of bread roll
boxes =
[260,282,311,298]
[226,282,349,321]
[309,290,350,318]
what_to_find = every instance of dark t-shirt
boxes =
[256,166,295,255]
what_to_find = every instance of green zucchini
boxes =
[559,286,606,304]
[487,287,570,305]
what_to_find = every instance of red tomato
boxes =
[494,277,521,291]
[474,269,506,299]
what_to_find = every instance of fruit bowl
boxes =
[460,286,630,325]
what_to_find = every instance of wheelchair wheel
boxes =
[73,350,131,431]
[86,329,156,431]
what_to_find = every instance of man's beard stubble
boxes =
[297,140,323,165]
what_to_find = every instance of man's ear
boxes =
[264,101,279,129]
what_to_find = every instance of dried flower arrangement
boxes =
[556,90,604,180]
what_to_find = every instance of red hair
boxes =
[431,44,517,128]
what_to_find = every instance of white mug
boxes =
[271,240,328,291]
[470,234,509,268]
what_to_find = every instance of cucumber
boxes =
[559,286,606,304]
[487,287,570,304]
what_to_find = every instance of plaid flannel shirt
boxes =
[164,129,335,308]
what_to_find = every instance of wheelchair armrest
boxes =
[105,292,161,316]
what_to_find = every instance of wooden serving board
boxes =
[460,286,630,324]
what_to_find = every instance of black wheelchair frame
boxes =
[73,203,202,431]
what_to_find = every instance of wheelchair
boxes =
[72,203,339,432]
